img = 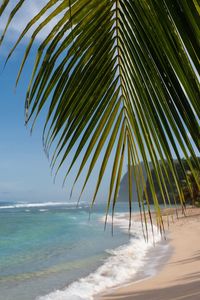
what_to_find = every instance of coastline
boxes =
[96,207,200,300]
[37,208,162,300]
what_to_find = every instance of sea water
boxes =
[0,201,165,300]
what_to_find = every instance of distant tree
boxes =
[143,158,200,207]
[185,170,200,206]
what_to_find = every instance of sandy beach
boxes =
[97,207,200,300]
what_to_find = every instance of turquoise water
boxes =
[0,201,132,300]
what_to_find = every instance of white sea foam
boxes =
[0,202,78,209]
[37,214,162,300]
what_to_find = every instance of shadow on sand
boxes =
[102,280,200,300]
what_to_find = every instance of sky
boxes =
[0,1,86,203]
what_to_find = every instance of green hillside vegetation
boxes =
[118,158,200,207]
[144,158,200,206]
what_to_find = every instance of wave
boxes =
[0,201,79,209]
[37,214,163,300]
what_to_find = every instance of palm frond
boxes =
[1,0,199,230]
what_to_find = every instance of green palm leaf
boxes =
[0,0,199,228]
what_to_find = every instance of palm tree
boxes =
[0,1,199,233]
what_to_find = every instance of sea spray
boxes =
[0,202,79,209]
[38,214,161,300]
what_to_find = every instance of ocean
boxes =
[0,201,168,300]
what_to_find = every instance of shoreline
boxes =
[96,207,200,300]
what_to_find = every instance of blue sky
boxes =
[0,2,82,203]
[0,49,70,202]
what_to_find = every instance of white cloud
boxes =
[0,0,65,42]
